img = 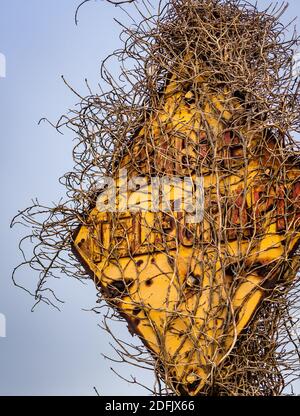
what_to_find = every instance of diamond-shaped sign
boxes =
[72,71,300,395]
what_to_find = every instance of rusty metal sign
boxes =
[72,69,300,395]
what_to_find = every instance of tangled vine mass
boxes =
[12,0,300,396]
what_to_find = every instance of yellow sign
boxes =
[72,71,300,395]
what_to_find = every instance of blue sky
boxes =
[0,0,300,395]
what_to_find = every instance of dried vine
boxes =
[12,0,300,395]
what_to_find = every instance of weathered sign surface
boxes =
[72,72,300,395]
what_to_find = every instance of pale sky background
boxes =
[0,0,299,396]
